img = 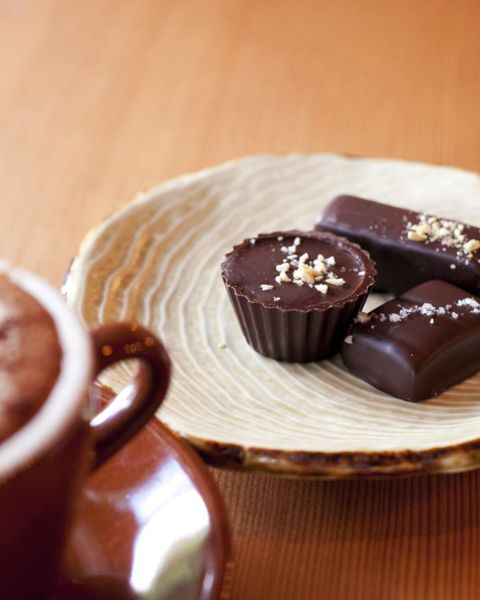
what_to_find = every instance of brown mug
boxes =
[0,265,171,599]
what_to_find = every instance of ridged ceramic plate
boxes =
[64,154,480,478]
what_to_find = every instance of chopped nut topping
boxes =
[407,230,428,242]
[405,214,480,262]
[293,264,316,284]
[313,256,328,276]
[217,341,226,349]
[260,236,352,297]
[464,239,480,255]
[298,253,309,264]
[325,277,346,287]
[275,271,292,284]
[416,223,431,236]
[356,312,371,324]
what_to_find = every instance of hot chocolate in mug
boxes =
[0,263,171,599]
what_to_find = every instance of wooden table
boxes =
[1,1,480,598]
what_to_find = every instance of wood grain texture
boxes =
[0,1,480,598]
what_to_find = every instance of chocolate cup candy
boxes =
[221,230,376,362]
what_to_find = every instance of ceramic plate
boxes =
[64,154,480,478]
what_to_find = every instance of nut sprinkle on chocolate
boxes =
[221,229,376,361]
[359,296,480,330]
[406,214,480,263]
[268,237,347,294]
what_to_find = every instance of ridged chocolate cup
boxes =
[221,230,376,362]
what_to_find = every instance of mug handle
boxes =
[88,322,171,469]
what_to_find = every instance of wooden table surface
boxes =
[1,1,480,598]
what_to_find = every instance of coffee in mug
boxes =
[0,273,63,441]
[0,263,171,599]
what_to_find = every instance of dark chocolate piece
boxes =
[342,280,480,402]
[315,195,480,295]
[221,230,376,362]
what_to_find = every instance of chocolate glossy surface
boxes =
[315,195,480,295]
[222,230,374,311]
[342,280,480,402]
[54,389,230,600]
[221,230,375,361]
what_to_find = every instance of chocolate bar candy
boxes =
[341,280,480,402]
[315,195,480,295]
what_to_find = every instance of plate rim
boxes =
[65,152,480,479]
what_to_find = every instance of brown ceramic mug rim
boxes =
[0,261,94,480]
